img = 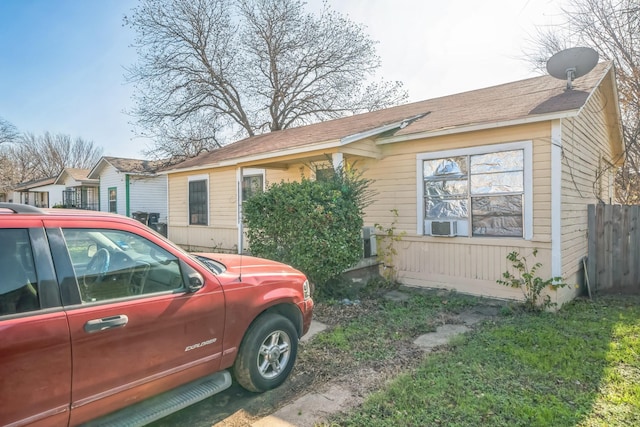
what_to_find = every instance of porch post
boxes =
[332,152,344,169]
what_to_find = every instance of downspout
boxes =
[125,174,130,217]
[551,120,563,278]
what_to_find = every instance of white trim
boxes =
[380,111,579,146]
[236,168,266,254]
[332,153,344,169]
[340,115,426,145]
[187,174,209,226]
[551,120,563,277]
[187,174,208,182]
[416,140,533,239]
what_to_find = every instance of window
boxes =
[315,167,334,182]
[61,228,185,303]
[418,142,532,238]
[108,187,117,213]
[189,178,208,225]
[0,229,39,316]
[242,175,264,201]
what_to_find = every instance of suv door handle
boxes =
[84,315,129,333]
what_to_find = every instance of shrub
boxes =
[243,164,373,290]
[497,249,568,311]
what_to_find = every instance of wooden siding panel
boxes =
[98,166,126,215]
[128,176,168,222]
[561,89,617,284]
[395,237,551,301]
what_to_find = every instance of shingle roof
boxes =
[166,61,613,172]
[64,168,91,181]
[54,168,98,186]
[102,156,165,174]
[13,176,57,191]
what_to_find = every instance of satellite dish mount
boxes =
[546,47,599,90]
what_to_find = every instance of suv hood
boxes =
[194,253,305,280]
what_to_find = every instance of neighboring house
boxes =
[162,62,623,305]
[11,176,65,207]
[54,168,100,210]
[88,156,168,227]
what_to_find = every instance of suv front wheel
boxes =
[233,313,298,392]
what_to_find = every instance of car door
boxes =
[44,219,226,426]
[0,224,72,427]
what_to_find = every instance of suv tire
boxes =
[233,313,298,392]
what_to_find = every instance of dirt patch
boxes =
[155,290,502,427]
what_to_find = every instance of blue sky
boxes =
[0,0,566,159]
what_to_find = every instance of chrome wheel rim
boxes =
[257,330,291,379]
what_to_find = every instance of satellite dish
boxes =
[546,47,599,90]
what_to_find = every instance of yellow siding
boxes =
[165,103,616,303]
[354,123,553,302]
[167,168,239,252]
[560,88,617,296]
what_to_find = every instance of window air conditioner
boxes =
[430,220,457,237]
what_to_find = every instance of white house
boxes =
[88,157,168,231]
[11,176,65,207]
[54,168,100,210]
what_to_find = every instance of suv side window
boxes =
[61,229,185,303]
[0,229,39,315]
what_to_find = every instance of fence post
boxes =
[587,204,597,293]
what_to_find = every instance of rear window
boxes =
[0,229,39,316]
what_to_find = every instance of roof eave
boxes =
[162,119,418,175]
[162,139,343,174]
[375,110,580,145]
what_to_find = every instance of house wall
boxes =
[169,167,238,251]
[25,184,65,207]
[128,175,168,223]
[556,86,618,304]
[165,112,615,304]
[354,122,554,301]
[99,166,126,215]
[98,166,167,222]
[168,161,314,251]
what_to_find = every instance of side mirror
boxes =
[180,259,204,293]
[188,275,204,293]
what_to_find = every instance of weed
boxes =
[497,249,568,311]
[374,209,406,282]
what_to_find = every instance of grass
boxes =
[313,291,640,427]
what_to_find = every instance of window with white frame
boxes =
[418,142,532,238]
[188,176,208,225]
[242,174,264,201]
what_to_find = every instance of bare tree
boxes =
[0,117,18,145]
[6,132,103,183]
[125,0,407,160]
[524,0,640,203]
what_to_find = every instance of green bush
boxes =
[497,249,568,311]
[243,164,372,290]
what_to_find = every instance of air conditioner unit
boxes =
[430,220,457,237]
[362,226,377,258]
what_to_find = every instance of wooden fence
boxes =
[587,204,640,293]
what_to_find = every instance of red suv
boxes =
[0,203,313,427]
